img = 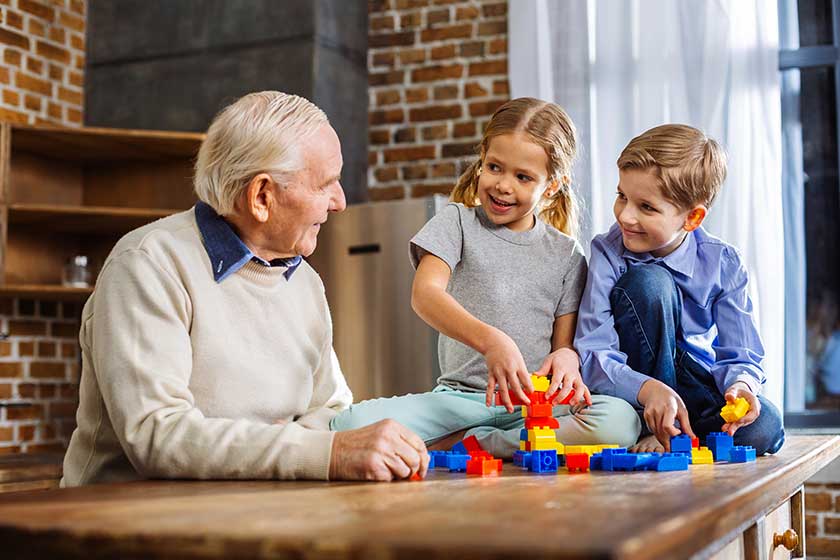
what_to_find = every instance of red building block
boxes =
[566,453,590,473]
[467,456,502,476]
[525,416,560,429]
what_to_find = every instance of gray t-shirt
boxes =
[410,202,588,392]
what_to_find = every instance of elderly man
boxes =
[62,91,429,485]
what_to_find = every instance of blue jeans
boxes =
[610,264,785,455]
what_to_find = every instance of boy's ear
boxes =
[683,205,707,232]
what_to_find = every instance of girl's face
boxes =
[477,133,557,232]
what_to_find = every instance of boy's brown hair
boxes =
[617,124,727,209]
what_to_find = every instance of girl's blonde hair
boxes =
[450,97,579,238]
[194,91,328,216]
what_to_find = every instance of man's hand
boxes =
[722,382,760,436]
[484,329,533,412]
[329,419,429,481]
[535,347,592,406]
[637,379,697,451]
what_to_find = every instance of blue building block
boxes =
[429,450,448,469]
[590,453,603,470]
[529,449,558,473]
[451,441,468,455]
[519,428,528,441]
[654,453,689,471]
[598,447,628,471]
[729,446,756,463]
[706,432,734,462]
[513,450,531,468]
[612,452,655,471]
[438,452,470,472]
[670,434,693,454]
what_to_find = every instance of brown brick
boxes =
[453,121,477,138]
[827,516,840,534]
[59,382,77,399]
[19,425,36,441]
[10,320,47,336]
[422,124,448,140]
[395,0,428,7]
[37,341,57,357]
[431,162,457,178]
[4,49,21,66]
[70,33,85,51]
[73,53,85,70]
[49,26,66,44]
[478,20,507,36]
[405,87,429,103]
[374,167,399,182]
[369,0,390,13]
[18,341,34,356]
[456,5,479,20]
[369,70,404,87]
[370,129,390,145]
[0,67,8,84]
[70,0,85,15]
[375,89,401,106]
[19,0,55,20]
[469,60,507,77]
[50,400,78,417]
[30,362,66,378]
[0,426,12,441]
[58,86,82,105]
[433,85,458,100]
[68,70,83,88]
[0,28,30,50]
[394,127,416,143]
[39,383,56,398]
[15,73,51,96]
[369,151,378,166]
[399,48,425,65]
[369,186,405,201]
[0,341,11,356]
[40,423,56,439]
[807,491,833,512]
[443,142,477,158]
[370,108,404,126]
[6,404,43,420]
[25,56,44,75]
[67,106,83,124]
[431,45,456,61]
[410,104,462,122]
[810,537,840,557]
[370,31,415,49]
[411,183,454,198]
[48,63,62,80]
[23,93,41,111]
[25,443,65,453]
[492,80,509,95]
[370,15,395,31]
[403,164,428,180]
[28,18,46,38]
[427,8,450,25]
[383,145,436,163]
[411,64,463,83]
[61,342,77,359]
[470,98,505,117]
[421,24,472,42]
[59,11,84,32]
[400,12,422,29]
[0,446,22,455]
[459,41,484,58]
[51,322,80,338]
[482,2,507,17]
[488,38,507,56]
[36,40,71,63]
[371,52,395,67]
[807,513,820,537]
[18,383,36,398]
[47,101,61,120]
[0,383,11,398]
[0,107,28,124]
[464,81,488,98]
[6,10,23,29]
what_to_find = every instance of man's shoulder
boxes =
[108,208,201,267]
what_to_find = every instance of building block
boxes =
[531,374,550,392]
[565,445,601,456]
[566,453,590,472]
[527,403,554,418]
[441,453,470,472]
[706,432,734,462]
[597,447,628,471]
[670,434,693,454]
[429,450,447,469]
[691,447,714,465]
[691,437,700,449]
[525,416,560,430]
[529,449,559,473]
[409,471,423,481]
[720,397,750,423]
[596,444,619,453]
[467,456,502,476]
[513,450,531,468]
[590,453,603,470]
[612,452,657,471]
[729,446,756,463]
[654,453,690,471]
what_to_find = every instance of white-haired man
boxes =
[62,92,429,485]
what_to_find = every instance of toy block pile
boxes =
[509,374,571,474]
[429,435,502,476]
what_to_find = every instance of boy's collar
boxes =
[621,228,697,278]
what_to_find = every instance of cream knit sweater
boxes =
[61,208,353,486]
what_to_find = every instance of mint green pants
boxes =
[330,385,641,459]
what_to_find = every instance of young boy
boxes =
[574,124,785,455]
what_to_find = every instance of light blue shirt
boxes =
[575,223,765,407]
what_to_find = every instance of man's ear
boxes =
[243,173,275,223]
[683,205,707,232]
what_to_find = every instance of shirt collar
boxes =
[194,201,302,283]
[621,228,697,278]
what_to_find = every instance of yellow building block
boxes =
[564,445,600,456]
[692,447,714,464]
[531,374,550,393]
[720,397,750,423]
[555,442,565,454]
[529,427,558,450]
[520,441,527,451]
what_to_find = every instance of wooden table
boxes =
[0,435,837,560]
[0,453,63,494]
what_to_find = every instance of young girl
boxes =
[331,98,640,458]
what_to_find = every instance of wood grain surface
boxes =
[0,435,836,560]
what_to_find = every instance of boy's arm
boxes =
[710,249,765,395]
[573,237,652,407]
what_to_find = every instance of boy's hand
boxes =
[637,379,697,451]
[722,382,760,436]
[535,348,592,406]
[484,329,533,412]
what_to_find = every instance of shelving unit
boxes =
[0,123,205,300]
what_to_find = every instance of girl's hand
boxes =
[535,348,592,406]
[484,329,533,412]
[637,379,697,451]
[721,382,760,436]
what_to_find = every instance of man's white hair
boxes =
[194,91,328,215]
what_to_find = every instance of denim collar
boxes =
[621,227,697,278]
[194,201,302,283]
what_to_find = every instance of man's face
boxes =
[270,124,346,257]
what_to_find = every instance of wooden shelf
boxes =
[8,204,180,234]
[0,284,93,301]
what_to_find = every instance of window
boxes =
[780,0,840,426]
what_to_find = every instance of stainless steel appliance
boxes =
[307,196,445,401]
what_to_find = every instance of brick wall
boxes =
[806,482,840,557]
[0,0,85,127]
[367,0,509,201]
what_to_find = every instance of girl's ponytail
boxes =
[450,159,481,206]
[539,180,579,239]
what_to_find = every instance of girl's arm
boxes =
[411,253,533,411]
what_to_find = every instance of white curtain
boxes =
[510,0,785,410]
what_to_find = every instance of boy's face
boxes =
[613,168,704,258]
